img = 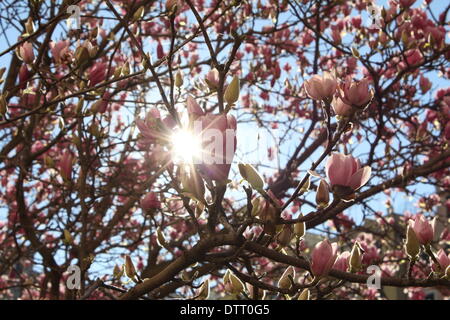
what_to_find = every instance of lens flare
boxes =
[171,129,202,164]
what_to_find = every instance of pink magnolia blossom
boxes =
[433,249,450,273]
[59,151,73,181]
[97,91,112,114]
[419,76,432,94]
[325,153,371,190]
[333,251,350,272]
[304,72,337,101]
[405,49,424,66]
[311,239,338,277]
[18,65,32,89]
[399,0,416,7]
[409,214,434,245]
[140,192,161,210]
[339,77,373,107]
[136,108,163,143]
[205,69,220,89]
[195,113,237,181]
[331,97,353,117]
[50,40,70,64]
[89,62,107,87]
[187,95,204,118]
[19,42,34,64]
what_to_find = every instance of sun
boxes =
[171,129,202,164]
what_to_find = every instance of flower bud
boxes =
[175,70,183,88]
[205,68,220,90]
[349,242,363,272]
[410,214,434,245]
[74,46,90,67]
[224,270,245,294]
[278,266,295,289]
[299,176,310,193]
[113,264,123,279]
[59,151,73,182]
[63,229,73,245]
[239,163,264,190]
[259,200,279,235]
[315,179,330,208]
[311,239,338,277]
[224,76,240,105]
[294,218,306,239]
[124,255,136,279]
[276,224,293,247]
[25,18,35,35]
[195,279,210,300]
[132,6,145,22]
[298,288,310,300]
[156,227,167,248]
[17,42,34,64]
[405,224,420,259]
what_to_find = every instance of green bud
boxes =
[195,279,210,300]
[294,218,306,239]
[315,179,330,208]
[124,255,136,279]
[405,225,420,259]
[224,76,240,105]
[175,70,183,88]
[349,242,363,272]
[277,266,295,290]
[132,6,145,22]
[298,288,310,300]
[239,163,264,190]
[113,264,123,279]
[63,229,73,244]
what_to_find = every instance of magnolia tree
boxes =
[0,0,449,300]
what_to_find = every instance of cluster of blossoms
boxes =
[304,71,374,117]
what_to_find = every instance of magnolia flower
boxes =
[195,113,237,181]
[50,40,70,64]
[339,77,373,107]
[304,71,337,101]
[140,192,161,210]
[187,95,204,119]
[333,251,350,272]
[419,76,432,94]
[59,151,73,181]
[278,266,295,289]
[136,108,164,143]
[311,239,338,277]
[205,68,220,89]
[331,96,353,117]
[18,42,34,64]
[409,214,435,245]
[405,49,423,66]
[18,65,32,89]
[89,62,107,87]
[434,249,450,274]
[325,153,371,191]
